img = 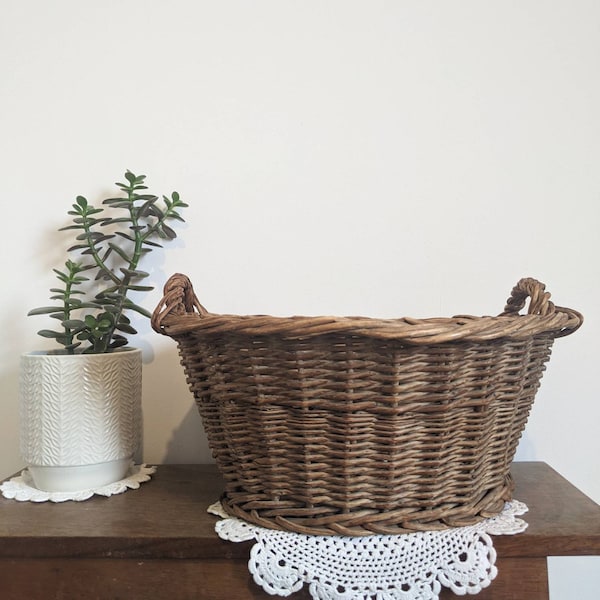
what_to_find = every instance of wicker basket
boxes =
[152,275,582,536]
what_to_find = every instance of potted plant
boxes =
[21,170,187,492]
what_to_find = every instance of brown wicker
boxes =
[152,275,582,536]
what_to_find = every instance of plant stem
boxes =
[96,184,145,351]
[62,272,75,353]
[81,213,121,287]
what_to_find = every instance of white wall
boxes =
[1,2,598,597]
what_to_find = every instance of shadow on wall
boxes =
[142,344,214,465]
[164,405,214,464]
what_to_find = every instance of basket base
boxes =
[218,473,515,536]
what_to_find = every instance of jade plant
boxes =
[28,170,187,353]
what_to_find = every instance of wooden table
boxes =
[0,462,598,599]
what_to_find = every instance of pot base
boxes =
[28,458,131,492]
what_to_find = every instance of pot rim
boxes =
[22,347,142,358]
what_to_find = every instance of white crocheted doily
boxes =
[0,463,156,502]
[208,500,528,600]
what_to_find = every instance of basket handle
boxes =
[500,277,583,336]
[151,273,208,334]
[502,277,555,316]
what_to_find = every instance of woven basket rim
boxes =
[155,311,579,343]
[152,274,583,344]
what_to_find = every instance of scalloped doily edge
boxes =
[207,500,529,600]
[0,463,156,502]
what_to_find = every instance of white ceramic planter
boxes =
[19,348,142,492]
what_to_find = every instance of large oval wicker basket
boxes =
[152,275,582,536]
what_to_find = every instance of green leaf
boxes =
[60,224,85,230]
[28,306,65,316]
[109,337,129,349]
[78,301,103,309]
[139,204,159,218]
[146,205,165,219]
[98,218,113,226]
[123,301,152,318]
[67,243,91,252]
[61,319,86,329]
[115,323,137,334]
[107,242,131,262]
[100,305,120,313]
[167,210,185,222]
[161,224,177,239]
[37,329,62,339]
[83,207,105,216]
[125,285,154,292]
[76,196,88,209]
[75,232,113,242]
[102,199,131,208]
[120,268,150,279]
[113,231,135,241]
[77,264,96,272]
[97,285,119,295]
[97,247,113,265]
[94,268,113,280]
[52,269,69,283]
[102,218,133,226]
[143,240,163,248]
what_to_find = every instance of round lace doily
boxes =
[208,500,528,600]
[0,463,156,502]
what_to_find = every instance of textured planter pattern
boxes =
[20,349,142,467]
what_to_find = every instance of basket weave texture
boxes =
[152,275,582,536]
